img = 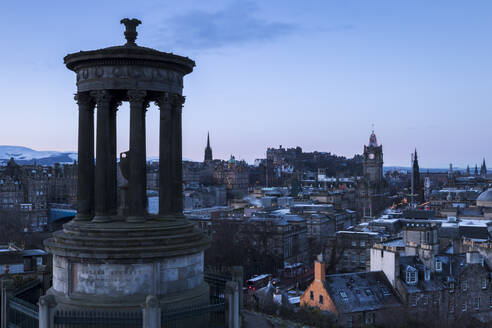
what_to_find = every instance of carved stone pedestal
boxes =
[45,218,210,311]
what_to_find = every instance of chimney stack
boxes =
[314,254,326,282]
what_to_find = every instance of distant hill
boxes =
[0,146,192,166]
[383,166,476,173]
[0,146,77,166]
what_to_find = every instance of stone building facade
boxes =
[0,159,77,231]
[371,219,492,324]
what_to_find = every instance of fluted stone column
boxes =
[171,95,185,215]
[156,93,173,216]
[74,92,95,220]
[91,90,114,222]
[109,100,120,216]
[127,90,148,222]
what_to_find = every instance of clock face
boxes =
[368,153,375,160]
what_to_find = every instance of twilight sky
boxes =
[1,0,491,168]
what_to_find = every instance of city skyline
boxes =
[1,0,491,167]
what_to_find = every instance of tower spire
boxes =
[204,132,213,162]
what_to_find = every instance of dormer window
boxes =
[340,291,349,301]
[406,266,418,285]
[435,260,442,272]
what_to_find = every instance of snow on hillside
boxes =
[0,146,77,165]
[0,146,193,166]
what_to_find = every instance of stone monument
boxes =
[44,18,210,313]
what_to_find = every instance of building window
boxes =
[310,291,314,300]
[347,316,353,328]
[366,312,375,324]
[319,295,324,304]
[489,296,492,308]
[435,260,442,272]
[482,278,487,290]
[423,296,428,305]
[474,297,480,311]
[360,253,366,264]
[360,240,366,247]
[351,254,357,264]
[462,280,468,291]
[462,303,467,312]
[351,240,357,247]
[340,291,349,301]
[449,298,455,313]
[406,267,417,285]
[411,295,417,307]
[433,293,439,305]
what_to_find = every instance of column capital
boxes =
[127,89,147,102]
[111,100,123,112]
[128,90,149,112]
[171,94,185,109]
[74,92,94,107]
[90,90,112,105]
[155,92,171,109]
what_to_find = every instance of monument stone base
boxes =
[44,217,210,311]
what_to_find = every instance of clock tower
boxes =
[363,130,383,186]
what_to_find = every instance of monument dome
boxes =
[477,188,492,208]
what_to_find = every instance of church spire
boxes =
[481,158,487,178]
[204,132,213,162]
[412,148,422,203]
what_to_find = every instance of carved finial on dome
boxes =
[120,18,142,46]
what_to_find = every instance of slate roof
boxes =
[324,271,401,313]
[402,209,436,219]
[459,225,489,240]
